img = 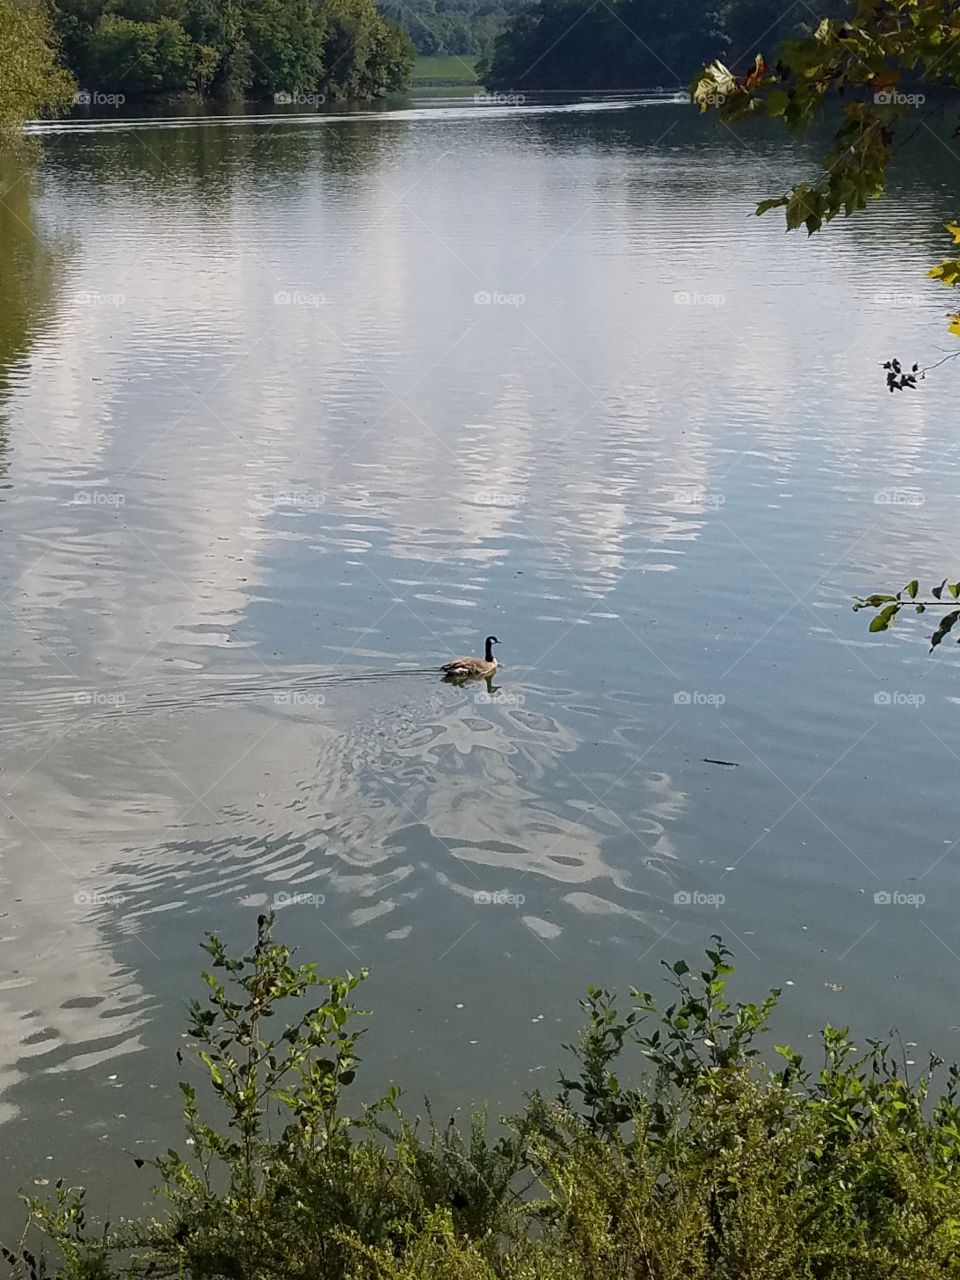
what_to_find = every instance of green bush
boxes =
[242,0,326,98]
[0,0,75,127]
[318,0,413,100]
[9,926,960,1279]
[83,14,217,95]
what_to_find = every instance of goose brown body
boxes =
[440,635,500,678]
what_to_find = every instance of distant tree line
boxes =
[56,0,415,100]
[0,0,414,115]
[482,0,847,92]
[377,0,518,58]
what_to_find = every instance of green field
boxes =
[410,54,481,87]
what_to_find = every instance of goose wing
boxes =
[440,656,484,674]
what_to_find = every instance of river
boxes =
[0,92,957,1229]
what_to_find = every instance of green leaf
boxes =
[764,89,790,118]
[906,580,919,599]
[931,610,960,651]
[869,603,900,632]
[199,1050,224,1087]
[756,196,789,216]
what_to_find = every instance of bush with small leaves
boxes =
[16,924,960,1279]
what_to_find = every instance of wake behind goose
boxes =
[0,665,440,732]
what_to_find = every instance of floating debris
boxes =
[703,758,740,768]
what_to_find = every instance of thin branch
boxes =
[918,349,960,376]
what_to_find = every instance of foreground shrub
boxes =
[7,928,960,1278]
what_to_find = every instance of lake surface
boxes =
[1,92,959,1228]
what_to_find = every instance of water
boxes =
[1,93,959,1228]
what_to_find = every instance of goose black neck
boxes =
[484,637,495,662]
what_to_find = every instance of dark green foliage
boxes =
[319,0,400,99]
[84,14,218,94]
[369,20,416,92]
[51,0,413,99]
[483,0,646,93]
[720,0,845,70]
[694,0,960,236]
[13,921,960,1278]
[481,0,842,93]
[177,0,250,96]
[241,0,326,97]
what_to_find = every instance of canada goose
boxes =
[440,635,500,679]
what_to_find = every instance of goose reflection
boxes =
[443,672,498,700]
